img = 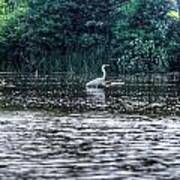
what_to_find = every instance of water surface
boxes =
[0,75,180,114]
[0,74,180,179]
[0,111,180,179]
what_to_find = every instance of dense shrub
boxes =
[0,0,179,74]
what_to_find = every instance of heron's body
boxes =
[86,77,106,88]
[86,64,109,88]
[35,70,38,78]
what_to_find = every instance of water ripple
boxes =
[0,111,180,179]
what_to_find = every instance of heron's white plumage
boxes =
[0,79,6,87]
[86,77,105,87]
[86,64,109,88]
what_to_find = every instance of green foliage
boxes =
[113,0,179,73]
[0,0,126,73]
[117,38,168,73]
[0,0,179,74]
[0,0,28,71]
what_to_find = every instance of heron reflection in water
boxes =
[86,87,106,106]
[85,63,125,109]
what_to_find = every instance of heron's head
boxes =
[102,64,110,69]
[117,58,121,64]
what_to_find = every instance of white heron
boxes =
[35,70,39,79]
[86,64,109,88]
[0,79,15,88]
[0,79,6,87]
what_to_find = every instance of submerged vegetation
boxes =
[0,0,179,74]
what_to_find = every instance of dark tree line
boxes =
[0,0,179,74]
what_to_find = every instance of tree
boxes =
[0,0,128,73]
[112,0,178,73]
[0,0,179,73]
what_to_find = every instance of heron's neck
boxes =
[102,66,106,79]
